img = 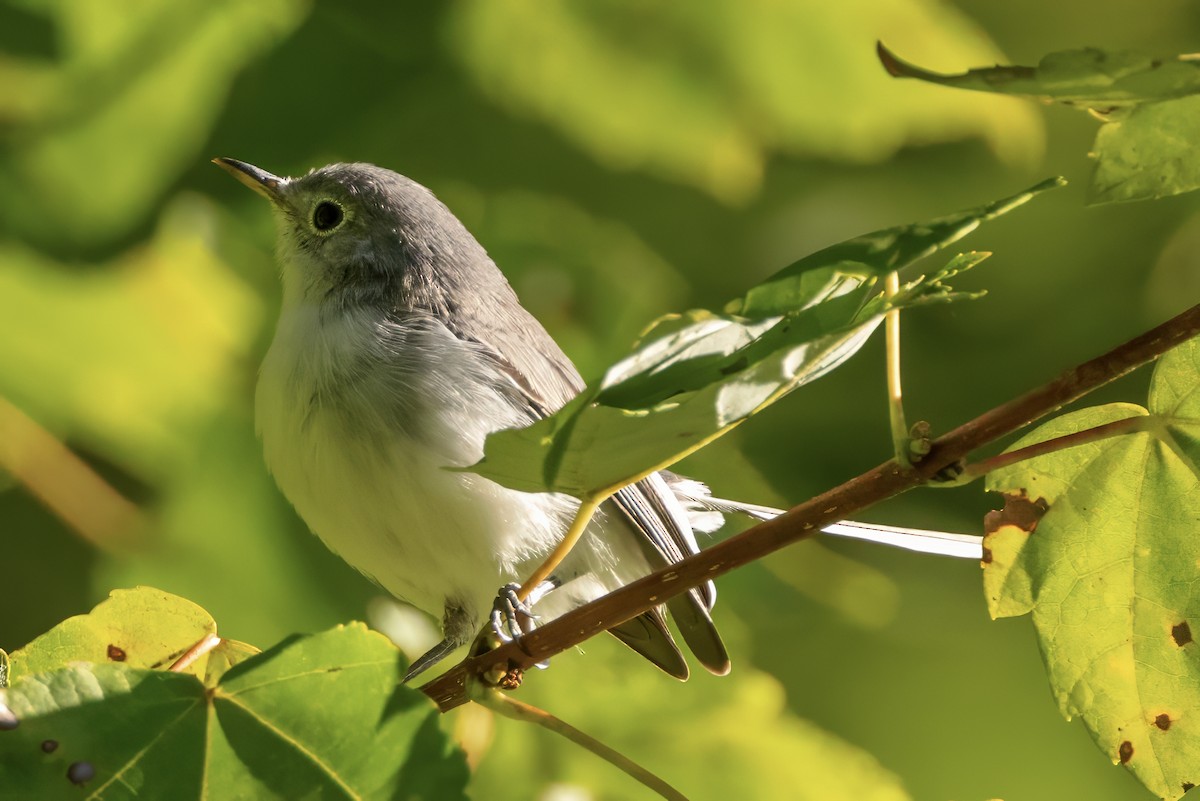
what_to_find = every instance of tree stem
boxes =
[518,494,605,601]
[884,271,910,464]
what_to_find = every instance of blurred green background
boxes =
[2,1,1197,798]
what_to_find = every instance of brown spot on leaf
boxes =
[981,546,993,564]
[106,644,126,662]
[1119,741,1134,764]
[1155,714,1172,730]
[1173,622,1193,647]
[41,739,58,753]
[1183,782,1195,792]
[984,491,1049,536]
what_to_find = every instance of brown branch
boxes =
[421,302,1200,711]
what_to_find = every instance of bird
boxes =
[213,158,984,682]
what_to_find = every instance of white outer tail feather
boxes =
[671,482,984,560]
[818,521,983,559]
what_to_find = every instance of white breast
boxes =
[255,302,582,623]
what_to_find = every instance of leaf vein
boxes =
[85,695,202,801]
[218,695,363,800]
[219,659,393,697]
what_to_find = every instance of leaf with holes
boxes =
[983,336,1200,799]
[8,587,218,683]
[0,624,468,800]
[467,180,1061,497]
[879,43,1200,203]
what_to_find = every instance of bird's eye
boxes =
[312,201,344,232]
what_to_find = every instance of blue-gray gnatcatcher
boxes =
[214,158,982,682]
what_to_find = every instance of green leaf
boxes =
[467,181,1059,497]
[1090,95,1200,203]
[207,625,467,800]
[8,587,217,683]
[0,625,469,801]
[879,43,1200,204]
[879,44,1200,107]
[0,665,208,799]
[732,177,1062,319]
[983,336,1200,799]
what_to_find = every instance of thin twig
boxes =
[168,633,222,673]
[422,303,1200,712]
[476,689,689,801]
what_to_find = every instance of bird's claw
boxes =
[490,583,538,643]
[488,582,553,669]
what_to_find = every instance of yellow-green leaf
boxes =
[983,337,1200,799]
[8,587,217,683]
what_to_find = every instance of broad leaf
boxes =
[879,43,1200,203]
[468,181,1060,497]
[0,625,469,801]
[1091,95,1200,204]
[983,337,1200,800]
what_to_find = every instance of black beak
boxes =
[212,158,287,202]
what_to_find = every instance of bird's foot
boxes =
[489,582,538,643]
[488,579,558,670]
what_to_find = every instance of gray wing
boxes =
[441,278,585,416]
[443,286,729,677]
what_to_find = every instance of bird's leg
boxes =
[402,602,476,684]
[404,580,565,684]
